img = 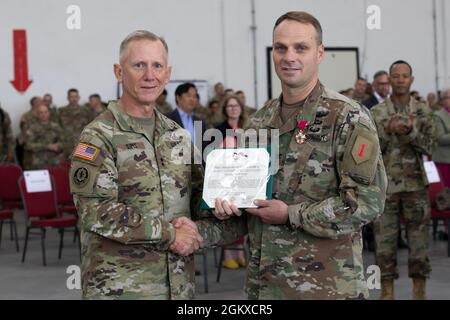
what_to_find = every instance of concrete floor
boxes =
[1,212,449,300]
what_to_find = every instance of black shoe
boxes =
[195,270,201,276]
[398,238,408,249]
[438,231,449,241]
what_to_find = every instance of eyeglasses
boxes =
[225,104,241,109]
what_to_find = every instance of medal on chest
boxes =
[295,119,309,144]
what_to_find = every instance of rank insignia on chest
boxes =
[295,120,309,144]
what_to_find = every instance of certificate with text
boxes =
[202,148,271,209]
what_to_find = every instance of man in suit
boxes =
[363,70,390,109]
[166,82,207,158]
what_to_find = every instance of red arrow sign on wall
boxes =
[10,29,32,94]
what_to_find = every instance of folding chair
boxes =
[0,210,19,251]
[428,181,450,257]
[48,166,77,215]
[0,164,23,209]
[195,249,209,293]
[216,237,249,283]
[0,164,23,250]
[18,175,80,266]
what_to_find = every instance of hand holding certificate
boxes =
[202,148,271,209]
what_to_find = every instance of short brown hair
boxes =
[119,30,168,62]
[273,11,323,45]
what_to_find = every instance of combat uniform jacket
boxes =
[24,121,65,169]
[155,102,173,115]
[244,82,387,299]
[432,108,450,164]
[371,97,435,194]
[0,108,14,162]
[58,104,93,155]
[70,101,243,299]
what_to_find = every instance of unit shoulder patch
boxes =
[351,135,374,165]
[73,167,90,187]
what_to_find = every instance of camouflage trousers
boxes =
[374,190,431,280]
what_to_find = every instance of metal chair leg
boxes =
[0,221,3,248]
[213,247,218,267]
[13,219,19,252]
[22,227,30,263]
[216,247,224,283]
[447,219,450,258]
[58,229,64,259]
[202,250,208,293]
[41,229,47,266]
[10,220,13,240]
[432,219,438,240]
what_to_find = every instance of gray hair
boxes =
[119,30,168,62]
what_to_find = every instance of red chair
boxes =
[0,210,19,252]
[0,164,22,250]
[18,175,80,266]
[48,166,77,215]
[0,164,23,209]
[428,181,450,257]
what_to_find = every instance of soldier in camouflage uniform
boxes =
[24,104,65,169]
[155,89,173,115]
[351,78,370,103]
[43,93,60,122]
[87,93,107,122]
[214,11,387,300]
[58,88,93,156]
[19,96,43,168]
[236,90,256,116]
[371,60,435,300]
[70,30,243,300]
[0,104,15,163]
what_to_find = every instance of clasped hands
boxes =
[385,114,414,136]
[169,217,203,256]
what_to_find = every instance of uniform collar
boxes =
[264,81,323,134]
[107,101,178,142]
[384,96,419,115]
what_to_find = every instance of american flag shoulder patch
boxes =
[73,143,100,161]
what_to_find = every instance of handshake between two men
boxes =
[169,197,290,256]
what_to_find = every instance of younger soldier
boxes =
[214,11,387,300]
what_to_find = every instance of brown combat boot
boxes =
[413,277,426,300]
[380,279,394,300]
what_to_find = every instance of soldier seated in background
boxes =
[204,99,223,129]
[351,77,370,103]
[0,103,15,163]
[155,89,173,114]
[58,88,92,157]
[18,96,42,168]
[43,93,59,122]
[24,103,65,169]
[236,90,256,115]
[87,93,107,121]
